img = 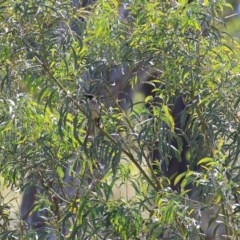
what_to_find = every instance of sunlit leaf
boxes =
[56,165,65,179]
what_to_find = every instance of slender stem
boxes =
[98,127,159,191]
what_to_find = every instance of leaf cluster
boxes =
[0,0,239,239]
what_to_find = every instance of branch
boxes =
[37,58,160,192]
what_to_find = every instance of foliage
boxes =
[0,0,239,239]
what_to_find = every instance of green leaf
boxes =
[198,157,214,165]
[56,165,65,179]
[178,0,188,5]
[174,171,186,187]
[161,105,175,132]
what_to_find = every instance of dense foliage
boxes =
[0,0,239,239]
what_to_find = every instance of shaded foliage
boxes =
[0,0,240,239]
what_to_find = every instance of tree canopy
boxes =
[0,0,240,239]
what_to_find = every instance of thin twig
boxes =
[38,58,159,192]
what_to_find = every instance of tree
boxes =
[0,0,239,239]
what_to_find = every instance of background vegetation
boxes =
[0,0,239,239]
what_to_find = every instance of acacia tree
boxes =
[0,0,239,239]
